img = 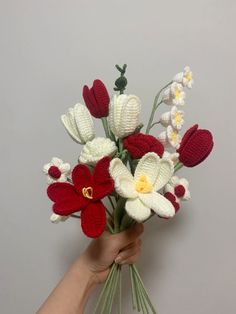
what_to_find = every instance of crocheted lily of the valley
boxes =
[43,64,214,314]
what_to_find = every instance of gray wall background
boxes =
[0,1,235,313]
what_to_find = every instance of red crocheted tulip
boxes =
[83,79,110,118]
[47,157,114,238]
[177,124,214,167]
[123,133,164,159]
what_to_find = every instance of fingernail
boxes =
[115,256,122,264]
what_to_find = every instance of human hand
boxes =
[78,223,144,284]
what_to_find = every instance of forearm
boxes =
[37,257,97,314]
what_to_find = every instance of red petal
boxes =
[47,182,77,202]
[177,124,198,154]
[93,157,114,200]
[83,85,99,118]
[53,196,88,215]
[81,201,106,238]
[93,157,111,184]
[72,164,93,191]
[93,181,114,201]
[93,79,109,116]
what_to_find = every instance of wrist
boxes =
[72,255,98,289]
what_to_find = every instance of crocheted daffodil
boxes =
[109,152,175,222]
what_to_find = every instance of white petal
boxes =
[153,158,174,191]
[125,198,151,222]
[59,163,71,173]
[51,157,63,166]
[74,104,95,143]
[50,213,69,223]
[140,192,175,218]
[158,131,168,146]
[43,163,51,173]
[109,158,133,181]
[115,176,137,198]
[163,183,175,194]
[170,176,180,186]
[61,113,82,143]
[160,111,171,127]
[134,152,160,186]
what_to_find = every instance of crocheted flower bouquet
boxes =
[43,64,214,313]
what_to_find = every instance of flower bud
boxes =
[83,79,110,118]
[108,94,141,138]
[177,124,214,167]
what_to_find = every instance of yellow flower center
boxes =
[174,89,181,100]
[174,112,182,125]
[186,72,192,81]
[82,187,93,199]
[135,175,152,193]
[170,130,178,143]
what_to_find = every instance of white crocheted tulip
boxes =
[174,66,194,89]
[79,137,117,165]
[158,126,181,149]
[108,94,141,138]
[61,103,95,144]
[109,152,175,222]
[164,176,191,201]
[160,106,184,130]
[43,157,71,184]
[50,213,69,223]
[162,82,185,106]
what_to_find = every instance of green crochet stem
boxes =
[174,161,183,172]
[146,81,172,134]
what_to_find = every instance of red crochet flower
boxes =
[83,79,110,118]
[123,133,164,159]
[177,124,214,167]
[47,157,114,238]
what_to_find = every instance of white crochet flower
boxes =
[79,137,117,165]
[50,213,70,223]
[163,151,179,165]
[174,66,193,89]
[164,176,191,201]
[43,157,71,184]
[162,82,185,106]
[61,103,95,144]
[109,152,175,222]
[108,94,141,138]
[158,126,181,149]
[160,106,184,130]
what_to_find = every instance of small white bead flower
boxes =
[43,157,71,184]
[158,126,181,149]
[61,103,95,144]
[162,82,186,106]
[108,94,141,138]
[174,66,194,89]
[160,106,184,130]
[164,176,191,201]
[109,152,175,222]
[50,213,70,223]
[79,137,117,165]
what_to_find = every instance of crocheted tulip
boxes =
[83,79,110,118]
[123,133,164,159]
[177,124,214,167]
[61,103,95,144]
[109,152,175,222]
[47,157,114,238]
[108,94,141,138]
